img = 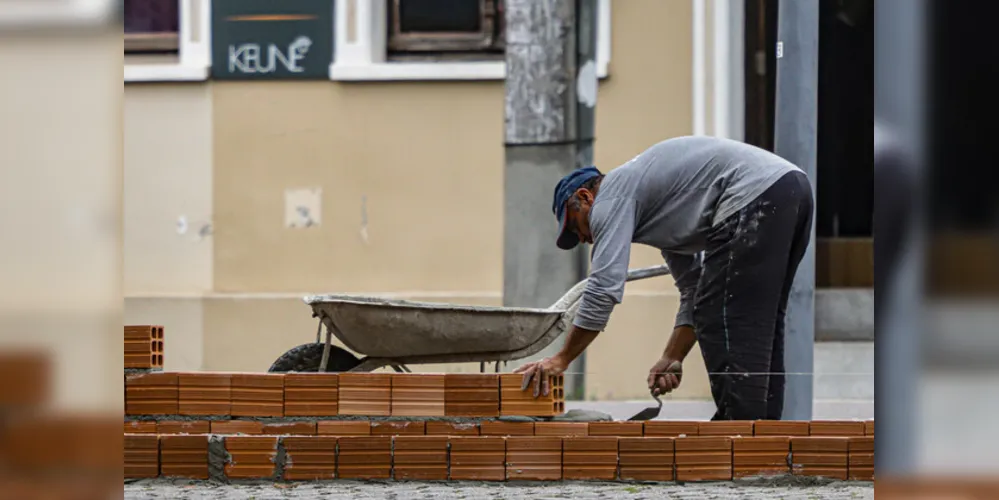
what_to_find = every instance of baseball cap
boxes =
[552,166,602,250]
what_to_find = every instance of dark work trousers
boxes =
[692,170,814,421]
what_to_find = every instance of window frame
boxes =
[332,0,611,81]
[124,0,211,83]
[387,0,500,54]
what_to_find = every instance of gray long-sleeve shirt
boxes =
[573,136,801,332]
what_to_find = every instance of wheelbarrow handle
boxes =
[548,264,671,313]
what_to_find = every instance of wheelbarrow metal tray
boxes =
[303,295,565,359]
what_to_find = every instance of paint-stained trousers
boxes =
[692,170,814,421]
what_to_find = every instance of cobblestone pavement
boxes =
[125,479,874,500]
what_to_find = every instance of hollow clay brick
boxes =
[160,434,209,479]
[562,437,618,481]
[445,374,499,417]
[283,373,338,417]
[337,373,391,416]
[732,436,790,478]
[391,374,445,417]
[809,420,865,437]
[675,436,733,481]
[124,434,159,479]
[371,421,426,436]
[499,374,564,417]
[262,421,317,436]
[753,420,810,437]
[210,420,263,435]
[125,372,178,416]
[282,436,337,480]
[479,420,534,436]
[848,436,874,481]
[790,437,849,480]
[178,373,231,416]
[449,436,505,481]
[619,437,675,482]
[534,422,588,437]
[230,374,284,418]
[425,421,480,436]
[506,436,562,481]
[224,436,279,479]
[317,420,371,436]
[337,436,392,479]
[393,436,449,480]
[644,421,699,437]
[157,420,210,435]
[698,421,754,437]
[123,421,157,434]
[588,421,643,437]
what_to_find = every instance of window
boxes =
[332,0,610,81]
[123,0,211,83]
[387,0,503,60]
[124,0,179,54]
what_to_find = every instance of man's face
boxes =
[565,187,596,244]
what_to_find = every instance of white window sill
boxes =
[330,60,609,82]
[124,64,209,83]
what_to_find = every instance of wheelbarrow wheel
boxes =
[267,343,362,373]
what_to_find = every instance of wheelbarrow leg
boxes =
[318,321,333,372]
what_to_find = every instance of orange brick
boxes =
[338,373,391,416]
[160,434,209,479]
[157,420,210,435]
[425,421,480,436]
[754,420,809,437]
[588,421,643,437]
[619,437,675,482]
[224,436,278,479]
[282,436,337,480]
[371,421,426,436]
[262,421,316,436]
[178,373,231,416]
[125,372,178,416]
[393,436,449,480]
[124,326,163,369]
[123,421,156,434]
[445,374,499,417]
[506,436,562,480]
[644,421,699,437]
[284,373,338,417]
[562,437,618,480]
[733,436,790,478]
[791,437,849,480]
[124,434,158,479]
[848,437,874,481]
[391,374,445,417]
[499,374,564,417]
[317,420,371,436]
[337,436,392,479]
[0,351,50,410]
[449,436,505,481]
[809,420,865,437]
[699,421,754,437]
[210,420,263,435]
[230,374,284,418]
[864,420,874,436]
[534,422,588,437]
[675,436,733,481]
[479,420,534,436]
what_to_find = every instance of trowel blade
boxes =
[627,394,663,421]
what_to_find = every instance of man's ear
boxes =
[575,188,594,205]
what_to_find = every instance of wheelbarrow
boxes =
[268,264,671,374]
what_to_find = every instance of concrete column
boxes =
[503,0,586,396]
[773,0,820,420]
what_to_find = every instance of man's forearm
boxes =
[663,325,696,361]
[556,325,600,364]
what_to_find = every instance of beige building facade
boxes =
[124,0,747,400]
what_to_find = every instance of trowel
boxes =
[627,393,663,421]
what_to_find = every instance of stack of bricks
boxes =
[124,325,163,370]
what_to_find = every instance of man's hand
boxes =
[647,357,683,396]
[514,354,570,398]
